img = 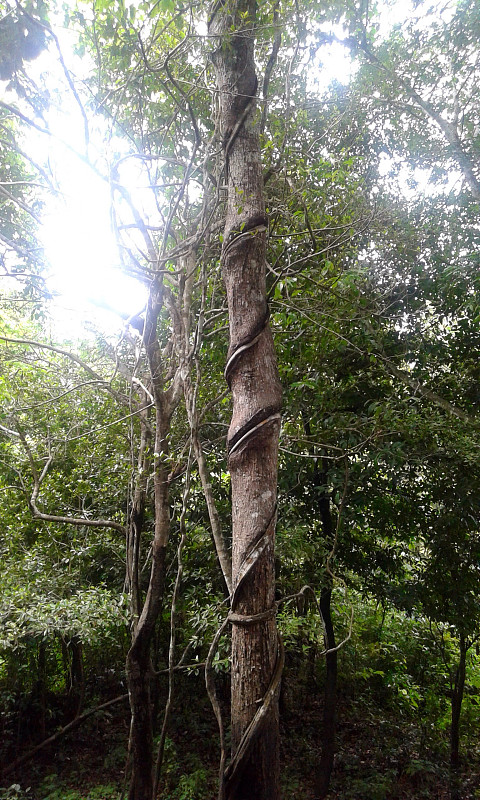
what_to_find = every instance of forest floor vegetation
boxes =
[2,668,480,800]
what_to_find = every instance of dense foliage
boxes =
[1,0,479,798]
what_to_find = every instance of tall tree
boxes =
[209,2,283,798]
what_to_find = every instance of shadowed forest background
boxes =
[1,0,479,798]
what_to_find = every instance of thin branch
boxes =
[326,457,349,580]
[0,336,128,406]
[14,424,125,535]
[153,438,193,797]
[1,694,129,779]
[0,183,42,224]
[260,0,281,134]
[57,402,154,444]
[18,4,90,149]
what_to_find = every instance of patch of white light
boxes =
[308,0,421,94]
[309,0,456,95]
[309,23,358,92]
[43,157,138,299]
[377,151,463,199]
[307,0,417,94]
[16,32,148,339]
[376,0,414,37]
[39,139,147,339]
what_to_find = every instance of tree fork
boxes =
[209,2,283,798]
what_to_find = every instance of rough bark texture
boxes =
[209,2,283,798]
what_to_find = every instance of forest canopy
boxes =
[0,1,479,799]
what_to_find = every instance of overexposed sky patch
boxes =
[17,35,149,338]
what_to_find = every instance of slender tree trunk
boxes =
[126,411,170,800]
[209,3,283,798]
[69,636,85,719]
[37,640,46,740]
[126,407,151,624]
[191,430,232,596]
[313,460,337,800]
[315,588,337,800]
[450,633,467,771]
[125,263,190,799]
[126,288,173,800]
[184,370,232,595]
[299,432,338,800]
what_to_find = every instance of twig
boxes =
[2,694,129,778]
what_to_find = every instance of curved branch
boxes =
[14,426,126,535]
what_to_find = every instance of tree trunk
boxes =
[36,640,47,740]
[126,416,170,800]
[126,288,173,800]
[450,633,467,771]
[68,636,85,719]
[209,3,283,799]
[126,406,151,624]
[313,459,338,800]
[315,588,337,800]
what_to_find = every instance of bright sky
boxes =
[5,0,445,340]
[6,30,148,340]
[37,106,147,337]
[40,152,147,338]
[34,22,356,341]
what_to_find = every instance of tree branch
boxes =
[1,694,129,779]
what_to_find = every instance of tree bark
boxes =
[184,377,232,595]
[36,640,47,740]
[126,286,173,800]
[126,409,170,800]
[68,636,85,719]
[125,255,191,799]
[126,405,151,624]
[315,588,337,800]
[450,633,467,771]
[209,3,283,799]
[313,459,337,800]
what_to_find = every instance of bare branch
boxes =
[1,694,129,779]
[13,421,126,535]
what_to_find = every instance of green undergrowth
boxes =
[3,602,480,800]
